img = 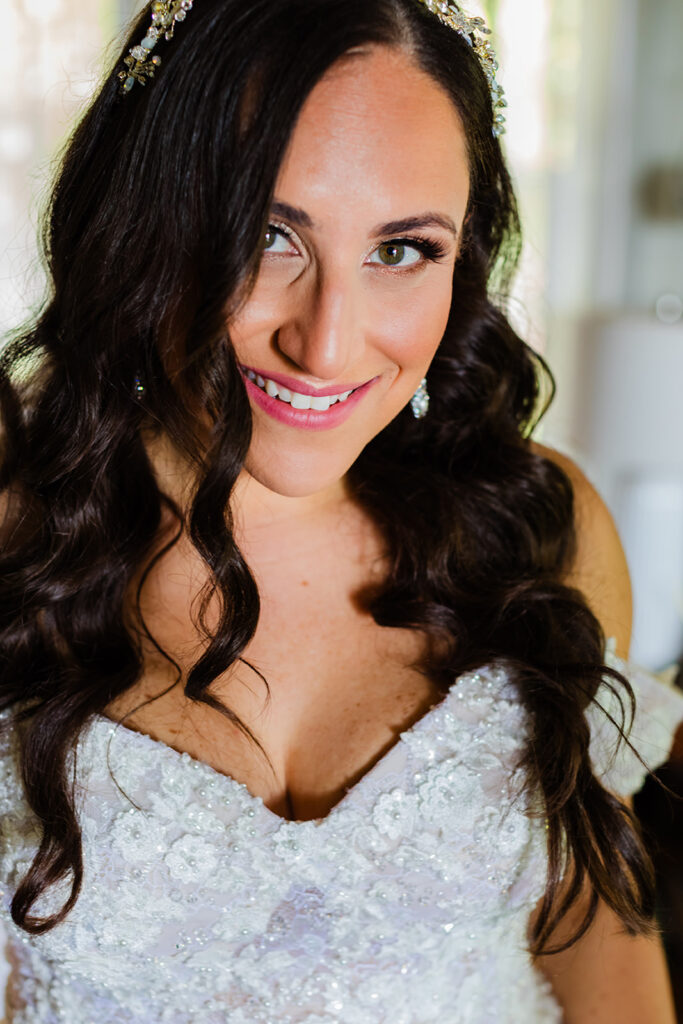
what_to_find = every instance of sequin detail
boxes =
[1,656,681,1023]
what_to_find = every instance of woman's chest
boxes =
[113,560,443,821]
[111,498,457,820]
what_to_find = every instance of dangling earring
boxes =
[133,375,145,399]
[410,377,430,419]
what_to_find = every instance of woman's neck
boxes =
[141,426,358,555]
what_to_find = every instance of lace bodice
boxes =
[1,652,681,1023]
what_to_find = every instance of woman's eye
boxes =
[262,227,295,254]
[369,242,422,268]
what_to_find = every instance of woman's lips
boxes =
[240,370,378,431]
[240,365,367,398]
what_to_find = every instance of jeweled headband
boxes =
[118,0,507,137]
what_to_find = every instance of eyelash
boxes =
[264,224,449,268]
[267,222,296,245]
[383,236,449,265]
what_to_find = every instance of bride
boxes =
[0,0,680,1020]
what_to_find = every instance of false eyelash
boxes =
[268,221,292,238]
[387,236,450,263]
[267,221,299,245]
[262,221,303,256]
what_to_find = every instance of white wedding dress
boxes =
[1,649,681,1023]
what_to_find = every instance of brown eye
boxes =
[369,242,422,268]
[378,243,405,266]
[262,225,296,255]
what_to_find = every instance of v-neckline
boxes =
[95,667,482,829]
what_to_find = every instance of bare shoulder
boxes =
[533,891,676,1023]
[530,441,632,659]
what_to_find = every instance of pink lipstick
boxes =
[239,366,378,431]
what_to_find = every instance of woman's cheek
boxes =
[369,277,453,364]
[230,263,303,334]
[229,295,280,346]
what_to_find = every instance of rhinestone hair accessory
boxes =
[417,0,507,137]
[118,0,194,94]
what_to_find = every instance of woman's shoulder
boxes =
[530,441,632,659]
[530,444,683,791]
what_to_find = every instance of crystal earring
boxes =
[410,377,430,419]
[133,375,145,399]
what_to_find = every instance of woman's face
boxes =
[229,45,470,501]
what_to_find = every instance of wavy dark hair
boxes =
[0,0,653,952]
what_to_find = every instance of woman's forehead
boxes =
[273,46,470,227]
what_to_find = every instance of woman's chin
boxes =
[241,454,352,503]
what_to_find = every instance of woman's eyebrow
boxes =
[373,214,459,239]
[271,200,314,229]
[270,201,458,241]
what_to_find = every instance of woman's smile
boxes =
[239,364,380,431]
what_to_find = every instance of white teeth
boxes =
[244,368,357,411]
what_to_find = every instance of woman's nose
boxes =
[275,268,364,382]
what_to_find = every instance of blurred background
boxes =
[1,0,682,1013]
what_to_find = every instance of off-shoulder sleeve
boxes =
[588,641,683,797]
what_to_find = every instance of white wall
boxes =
[626,0,683,310]
[540,0,683,668]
